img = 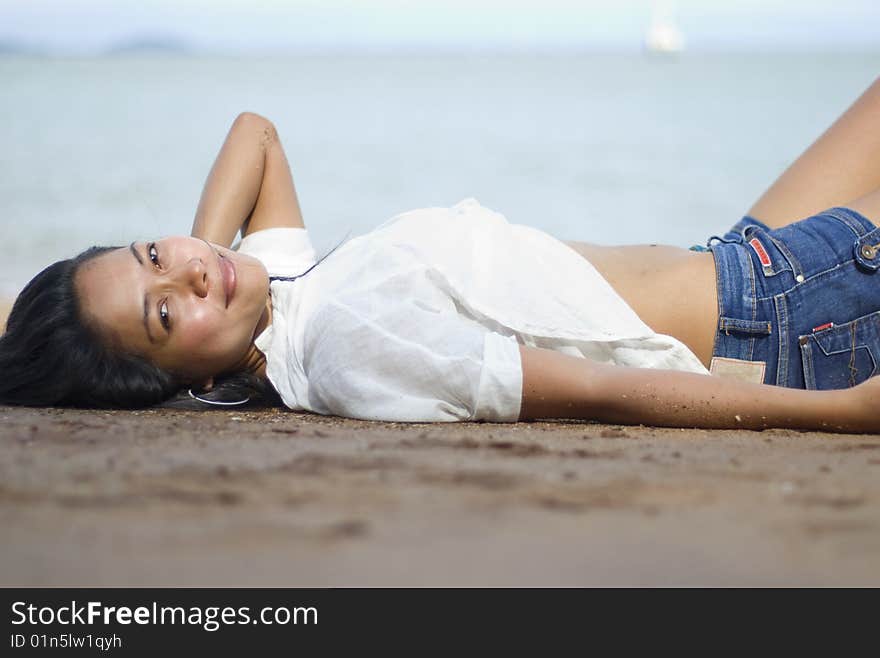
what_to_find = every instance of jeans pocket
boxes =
[745,227,801,279]
[798,311,880,389]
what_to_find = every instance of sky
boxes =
[1,0,878,54]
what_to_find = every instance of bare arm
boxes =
[518,345,877,433]
[190,112,305,246]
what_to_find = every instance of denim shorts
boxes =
[698,207,880,389]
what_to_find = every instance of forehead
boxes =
[75,246,150,355]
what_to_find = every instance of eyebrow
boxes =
[129,242,156,344]
[129,241,143,266]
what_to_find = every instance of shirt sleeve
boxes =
[303,297,523,423]
[236,227,316,277]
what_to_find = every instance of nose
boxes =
[175,257,209,298]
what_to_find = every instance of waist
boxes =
[562,241,719,367]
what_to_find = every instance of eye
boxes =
[159,300,170,331]
[148,243,161,268]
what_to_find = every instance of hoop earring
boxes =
[188,389,251,407]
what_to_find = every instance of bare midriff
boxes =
[562,241,719,369]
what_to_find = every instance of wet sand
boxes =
[1,405,878,586]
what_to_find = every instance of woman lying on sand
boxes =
[3,79,880,432]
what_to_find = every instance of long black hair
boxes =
[0,246,181,408]
[1,234,349,409]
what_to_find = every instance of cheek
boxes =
[176,306,253,360]
[176,307,228,350]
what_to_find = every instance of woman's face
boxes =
[75,236,270,384]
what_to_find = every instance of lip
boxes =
[218,252,236,308]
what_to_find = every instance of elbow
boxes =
[231,111,277,147]
[233,111,272,128]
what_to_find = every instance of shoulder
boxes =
[236,227,316,276]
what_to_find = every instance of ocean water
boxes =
[0,52,877,298]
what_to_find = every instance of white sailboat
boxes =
[644,2,685,54]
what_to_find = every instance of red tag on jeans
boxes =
[748,237,772,267]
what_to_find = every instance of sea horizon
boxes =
[1,50,878,298]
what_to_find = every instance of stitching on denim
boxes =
[753,259,856,303]
[774,293,788,387]
[712,246,726,322]
[801,312,880,389]
[719,317,772,333]
[848,319,859,387]
[766,233,803,279]
[825,208,868,237]
[746,242,757,359]
[813,311,880,356]
[801,340,815,389]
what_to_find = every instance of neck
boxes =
[229,295,272,379]
[233,342,267,379]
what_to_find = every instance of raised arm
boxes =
[190,112,305,246]
[518,345,878,434]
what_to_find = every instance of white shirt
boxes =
[237,198,709,423]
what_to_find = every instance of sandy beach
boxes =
[1,404,878,587]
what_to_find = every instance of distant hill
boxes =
[104,35,192,55]
[0,39,45,55]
